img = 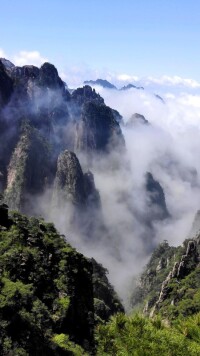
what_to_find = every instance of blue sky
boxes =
[1,0,200,84]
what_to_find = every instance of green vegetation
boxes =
[158,266,200,319]
[96,312,200,356]
[0,210,95,354]
[0,203,199,355]
[130,239,200,318]
[52,334,87,355]
[0,207,124,355]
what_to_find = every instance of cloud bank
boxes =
[62,86,200,304]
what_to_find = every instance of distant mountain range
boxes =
[84,78,117,89]
[84,78,144,91]
[84,78,164,102]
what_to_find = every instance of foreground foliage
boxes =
[0,205,200,355]
[0,210,92,355]
[96,312,200,356]
[0,203,123,355]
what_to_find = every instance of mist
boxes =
[48,85,200,305]
[2,63,200,307]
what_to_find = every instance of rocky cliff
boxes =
[5,124,51,213]
[130,235,200,319]
[0,58,125,219]
[145,172,170,221]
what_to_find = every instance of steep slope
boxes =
[71,86,125,155]
[0,60,13,106]
[0,200,123,355]
[92,258,124,323]
[130,235,200,319]
[189,209,200,238]
[0,60,125,214]
[74,101,124,155]
[53,150,87,207]
[145,172,170,221]
[52,150,105,241]
[5,124,51,213]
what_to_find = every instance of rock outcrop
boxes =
[126,113,149,127]
[131,237,200,319]
[145,172,170,221]
[5,125,51,213]
[74,101,125,154]
[0,59,125,212]
[53,150,86,207]
[38,62,64,89]
[52,150,104,240]
[0,60,13,106]
[71,85,104,107]
[152,239,200,315]
[189,210,200,238]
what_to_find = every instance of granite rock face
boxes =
[52,150,104,240]
[5,125,51,213]
[74,101,125,155]
[130,236,200,318]
[131,172,170,252]
[38,62,64,89]
[189,210,200,238]
[0,59,125,215]
[53,150,86,207]
[0,60,13,106]
[145,172,170,221]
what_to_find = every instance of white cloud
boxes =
[117,74,139,82]
[143,75,200,89]
[0,48,7,58]
[1,47,200,92]
[59,65,200,93]
[12,50,48,67]
[65,87,200,301]
[177,94,200,108]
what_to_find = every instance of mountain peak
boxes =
[120,83,144,90]
[126,113,149,127]
[84,78,117,89]
[39,62,64,88]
